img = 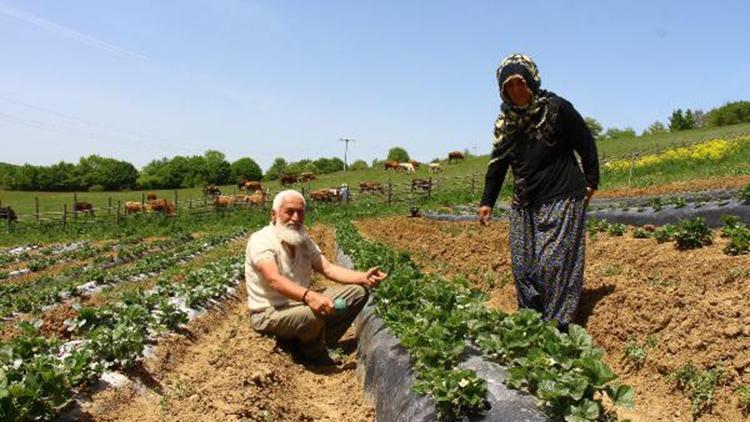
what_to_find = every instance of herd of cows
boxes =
[0,150,467,221]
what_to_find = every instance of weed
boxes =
[624,341,646,367]
[632,227,649,238]
[669,362,724,419]
[739,183,750,204]
[737,385,750,414]
[673,197,687,208]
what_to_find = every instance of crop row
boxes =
[0,250,246,420]
[587,215,750,254]
[335,221,633,421]
[0,229,245,318]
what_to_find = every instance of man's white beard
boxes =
[273,221,307,246]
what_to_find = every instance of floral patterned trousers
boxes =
[508,196,586,328]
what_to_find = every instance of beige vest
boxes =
[245,225,321,312]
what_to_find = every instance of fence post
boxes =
[108,197,112,217]
[427,177,432,199]
[35,197,39,223]
[116,201,121,225]
[72,193,78,224]
[387,183,393,206]
[62,204,67,229]
[174,190,178,215]
[470,172,476,195]
[141,192,145,205]
[6,212,10,233]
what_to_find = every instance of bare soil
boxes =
[356,216,750,422]
[597,175,750,199]
[78,225,373,421]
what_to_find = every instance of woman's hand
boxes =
[477,205,492,226]
[584,187,596,209]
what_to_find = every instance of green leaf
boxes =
[607,384,635,409]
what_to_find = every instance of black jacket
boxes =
[480,97,599,209]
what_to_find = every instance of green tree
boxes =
[203,150,231,185]
[642,121,668,136]
[76,155,138,190]
[584,117,604,140]
[386,147,410,162]
[265,157,288,181]
[603,127,636,140]
[669,108,696,131]
[349,159,368,171]
[707,101,750,126]
[230,157,263,183]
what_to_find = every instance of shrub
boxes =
[673,217,712,250]
[707,101,750,126]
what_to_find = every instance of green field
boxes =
[2,122,750,220]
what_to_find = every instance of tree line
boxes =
[585,100,750,141]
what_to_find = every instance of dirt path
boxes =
[78,224,373,421]
[356,216,750,422]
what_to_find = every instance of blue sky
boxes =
[1,1,749,171]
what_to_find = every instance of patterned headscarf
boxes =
[492,54,556,153]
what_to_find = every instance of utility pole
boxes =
[340,138,355,171]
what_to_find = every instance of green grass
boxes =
[2,122,750,222]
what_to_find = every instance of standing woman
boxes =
[477,54,599,331]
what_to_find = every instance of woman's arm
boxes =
[562,100,600,190]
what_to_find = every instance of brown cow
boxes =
[125,201,145,214]
[213,195,235,207]
[310,188,335,202]
[409,159,420,169]
[280,174,298,186]
[73,201,95,216]
[448,151,464,164]
[383,160,400,171]
[148,198,175,216]
[299,172,316,183]
[359,181,384,193]
[245,189,267,206]
[146,192,158,201]
[243,181,262,192]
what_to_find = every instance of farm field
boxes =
[354,213,750,421]
[3,123,750,221]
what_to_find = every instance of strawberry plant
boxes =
[336,222,633,421]
[738,385,750,415]
[652,224,676,243]
[670,362,724,419]
[673,217,713,250]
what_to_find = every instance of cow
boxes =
[203,185,221,197]
[148,198,175,216]
[398,162,415,173]
[384,160,400,171]
[359,181,384,193]
[411,178,431,191]
[0,206,17,222]
[448,151,464,163]
[146,192,158,201]
[240,181,262,192]
[73,201,95,216]
[245,189,267,206]
[409,159,420,169]
[428,162,443,173]
[310,188,336,202]
[280,174,298,186]
[299,172,316,183]
[213,195,236,208]
[125,201,145,214]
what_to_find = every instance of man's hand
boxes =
[361,267,387,288]
[477,205,492,226]
[305,290,334,316]
[584,187,596,209]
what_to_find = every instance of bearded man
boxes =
[246,190,387,365]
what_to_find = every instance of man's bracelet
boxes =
[302,289,310,305]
